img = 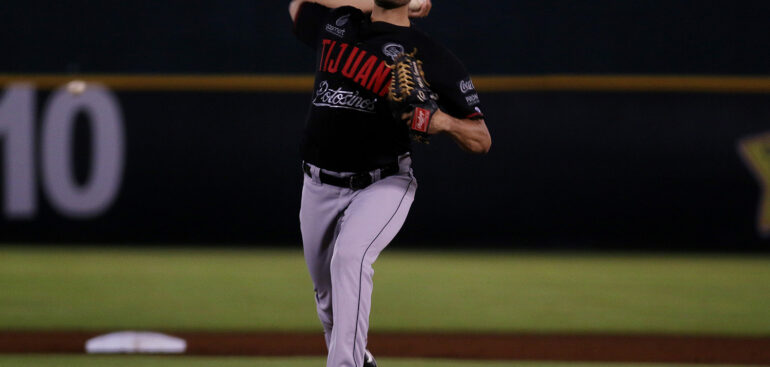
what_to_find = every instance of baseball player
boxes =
[288,1,491,366]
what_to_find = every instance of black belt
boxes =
[303,162,400,190]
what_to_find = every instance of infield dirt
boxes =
[1,331,768,365]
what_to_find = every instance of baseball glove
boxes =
[387,48,439,144]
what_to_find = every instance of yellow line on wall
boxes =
[475,75,770,93]
[0,74,313,92]
[1,74,769,93]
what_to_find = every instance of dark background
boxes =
[1,1,768,250]
[4,0,769,74]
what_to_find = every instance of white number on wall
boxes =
[0,83,125,219]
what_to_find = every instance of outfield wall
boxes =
[1,1,768,249]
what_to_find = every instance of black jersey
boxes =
[294,3,484,172]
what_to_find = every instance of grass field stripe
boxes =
[2,248,768,334]
[1,74,770,93]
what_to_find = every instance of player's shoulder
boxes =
[322,5,368,33]
[404,25,434,48]
[299,3,364,24]
[331,5,364,15]
[408,26,466,68]
[328,5,366,22]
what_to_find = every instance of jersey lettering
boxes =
[319,39,393,97]
[312,80,377,113]
[327,43,348,74]
[353,55,378,86]
[320,40,332,71]
[365,62,391,94]
[322,41,337,72]
[341,48,366,78]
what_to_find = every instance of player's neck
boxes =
[371,6,410,27]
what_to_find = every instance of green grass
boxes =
[1,246,769,334]
[0,356,754,367]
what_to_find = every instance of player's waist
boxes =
[302,154,411,191]
[300,137,411,174]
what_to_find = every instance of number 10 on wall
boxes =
[0,84,125,219]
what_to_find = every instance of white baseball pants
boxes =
[299,155,417,367]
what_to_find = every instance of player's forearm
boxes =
[432,111,491,154]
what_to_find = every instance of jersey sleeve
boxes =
[423,45,485,120]
[292,2,331,48]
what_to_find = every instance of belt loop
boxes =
[399,153,410,173]
[304,163,322,185]
[372,168,381,182]
[312,166,323,185]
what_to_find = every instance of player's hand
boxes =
[408,0,432,18]
[402,109,445,135]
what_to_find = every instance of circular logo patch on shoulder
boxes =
[336,14,351,27]
[383,43,405,61]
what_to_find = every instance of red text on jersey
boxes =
[320,39,392,97]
